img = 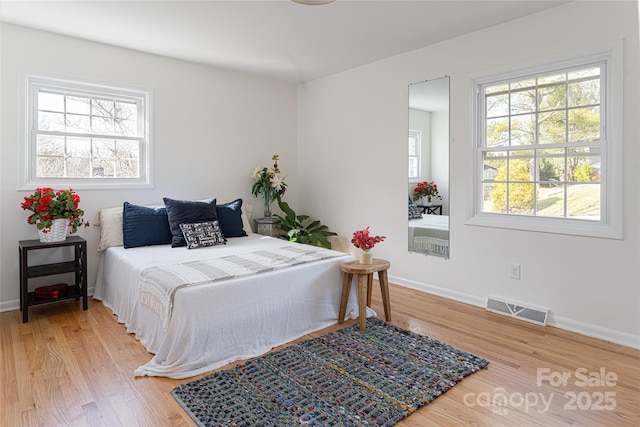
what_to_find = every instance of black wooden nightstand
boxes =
[416,203,443,215]
[19,236,88,323]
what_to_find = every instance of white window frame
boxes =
[467,41,623,239]
[18,73,153,190]
[408,129,421,181]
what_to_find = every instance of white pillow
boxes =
[242,203,253,233]
[94,206,124,251]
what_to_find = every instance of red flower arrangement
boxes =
[412,180,442,203]
[21,187,89,233]
[351,227,386,251]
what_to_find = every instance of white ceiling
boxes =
[0,0,570,83]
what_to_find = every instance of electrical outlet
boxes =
[510,263,521,280]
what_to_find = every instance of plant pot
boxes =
[359,250,373,265]
[420,196,433,205]
[38,218,68,243]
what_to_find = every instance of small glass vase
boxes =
[263,196,272,218]
[359,249,373,265]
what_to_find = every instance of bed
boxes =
[408,215,449,257]
[92,199,363,379]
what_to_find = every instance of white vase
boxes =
[38,218,68,243]
[359,249,373,265]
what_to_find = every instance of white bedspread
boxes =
[408,215,449,256]
[94,234,364,379]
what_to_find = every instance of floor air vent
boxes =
[486,296,548,326]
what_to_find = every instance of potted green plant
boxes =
[274,201,337,249]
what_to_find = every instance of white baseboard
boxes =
[0,286,96,313]
[548,314,640,350]
[387,274,640,350]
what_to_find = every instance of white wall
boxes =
[431,109,449,215]
[0,24,298,309]
[297,1,640,347]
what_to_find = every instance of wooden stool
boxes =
[338,258,391,331]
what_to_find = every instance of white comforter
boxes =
[94,234,364,378]
[408,215,449,255]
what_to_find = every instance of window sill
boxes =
[465,212,622,240]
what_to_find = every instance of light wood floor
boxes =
[2,283,639,426]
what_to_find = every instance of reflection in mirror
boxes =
[408,76,450,258]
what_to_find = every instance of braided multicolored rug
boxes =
[171,318,489,426]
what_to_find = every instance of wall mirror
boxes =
[408,76,450,258]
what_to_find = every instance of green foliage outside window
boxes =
[490,160,535,214]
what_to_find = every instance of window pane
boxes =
[569,67,600,80]
[36,136,64,155]
[38,92,64,112]
[66,113,91,133]
[568,107,600,142]
[508,158,533,181]
[92,116,115,134]
[92,159,115,177]
[66,157,91,177]
[92,98,115,117]
[537,157,564,184]
[116,140,139,159]
[538,82,566,111]
[486,92,509,118]
[93,139,116,158]
[508,183,534,214]
[511,88,535,114]
[483,155,505,181]
[567,183,600,219]
[115,101,137,119]
[36,156,64,177]
[116,158,139,178]
[510,114,535,145]
[486,83,508,94]
[538,110,567,144]
[38,111,65,131]
[115,119,137,136]
[483,182,505,213]
[568,155,600,182]
[66,96,91,115]
[537,185,565,218]
[538,73,565,85]
[408,157,418,178]
[568,77,600,107]
[486,117,509,147]
[67,137,91,157]
[511,79,535,90]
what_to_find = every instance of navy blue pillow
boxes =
[216,199,247,238]
[122,202,173,249]
[163,197,218,247]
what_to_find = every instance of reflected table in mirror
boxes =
[416,203,442,215]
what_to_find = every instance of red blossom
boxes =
[351,226,386,251]
[20,187,88,233]
[412,180,442,202]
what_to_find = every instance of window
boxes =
[408,130,421,180]
[469,42,623,239]
[20,74,152,189]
